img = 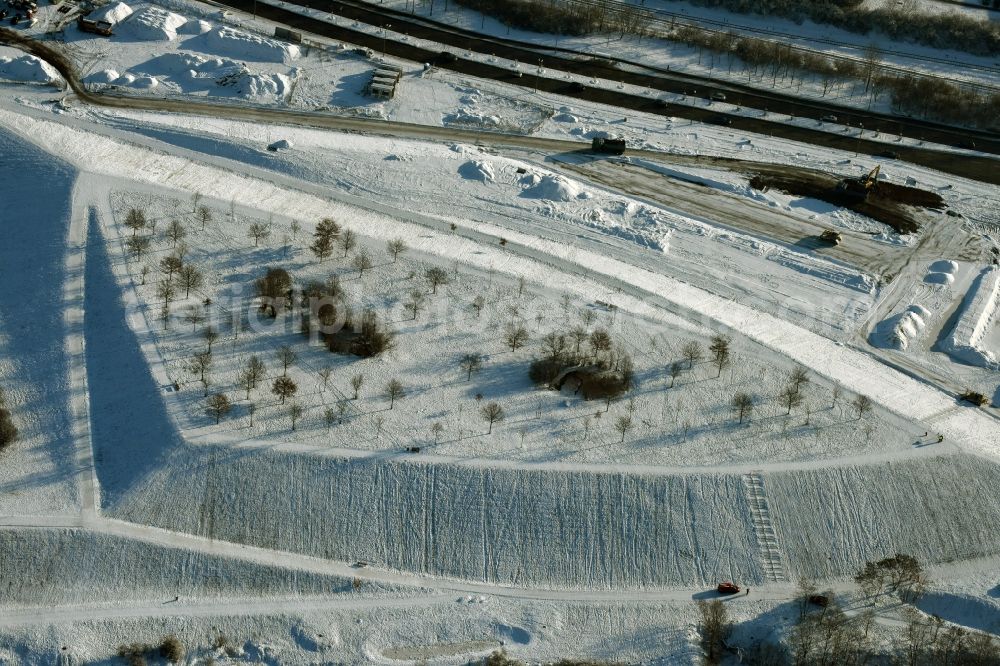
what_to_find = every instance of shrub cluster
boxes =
[528,328,634,401]
[322,308,395,358]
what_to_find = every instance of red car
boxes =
[717,582,741,595]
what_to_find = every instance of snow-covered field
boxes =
[1,0,999,659]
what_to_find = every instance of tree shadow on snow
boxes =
[85,209,185,509]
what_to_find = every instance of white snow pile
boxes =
[457,160,495,183]
[195,26,301,64]
[872,305,929,351]
[940,266,1000,369]
[443,108,503,129]
[179,19,212,35]
[111,72,158,88]
[84,69,119,85]
[88,1,133,25]
[925,259,958,285]
[0,55,61,85]
[118,6,187,41]
[216,65,291,100]
[521,174,586,202]
[552,111,578,122]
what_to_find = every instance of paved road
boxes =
[225,0,1000,160]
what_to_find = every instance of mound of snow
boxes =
[552,112,578,122]
[138,52,238,78]
[197,26,300,64]
[443,108,502,129]
[930,260,959,274]
[521,174,585,202]
[89,1,133,25]
[179,19,212,35]
[940,266,1000,369]
[0,55,62,85]
[871,305,929,351]
[925,272,955,285]
[85,69,119,84]
[129,76,159,89]
[216,66,291,100]
[267,139,293,151]
[458,160,495,183]
[119,6,187,41]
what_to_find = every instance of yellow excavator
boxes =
[836,165,880,202]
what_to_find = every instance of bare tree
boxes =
[203,326,219,353]
[318,366,333,391]
[125,208,147,236]
[184,306,206,332]
[709,334,731,378]
[339,228,357,257]
[198,206,212,231]
[790,366,810,393]
[732,392,754,424]
[853,394,873,420]
[350,373,364,399]
[310,233,334,261]
[156,280,176,306]
[425,267,450,294]
[289,403,304,430]
[569,326,588,354]
[126,235,151,260]
[614,415,633,442]
[781,384,804,415]
[697,599,731,665]
[352,250,373,278]
[431,421,444,443]
[242,356,266,393]
[589,329,612,356]
[324,407,337,430]
[206,393,231,424]
[386,379,405,409]
[190,351,212,385]
[276,345,296,376]
[682,341,703,369]
[272,376,297,404]
[480,401,505,433]
[831,383,842,409]
[160,255,183,282]
[471,295,486,317]
[165,219,187,248]
[249,222,270,247]
[503,323,529,351]
[178,264,203,298]
[460,353,483,380]
[387,238,407,262]
[669,361,683,388]
[403,290,426,320]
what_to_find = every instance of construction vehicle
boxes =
[591,137,626,155]
[717,581,741,595]
[836,165,880,202]
[819,229,843,245]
